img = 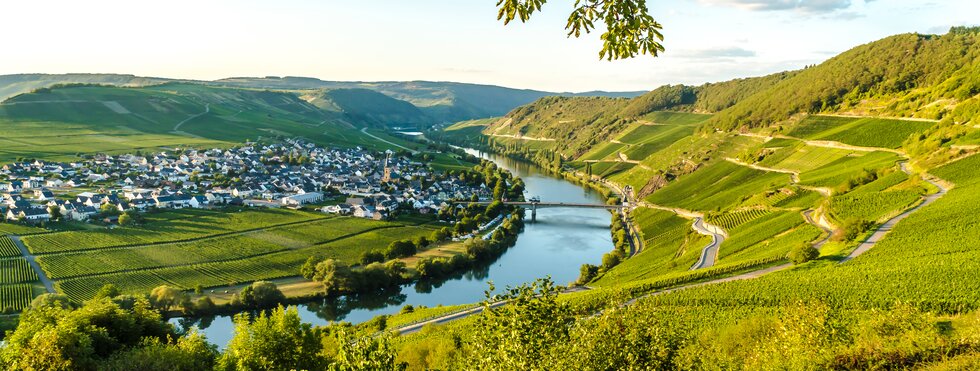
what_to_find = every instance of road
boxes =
[172,103,210,132]
[840,162,948,262]
[360,127,418,154]
[690,217,726,270]
[10,236,55,294]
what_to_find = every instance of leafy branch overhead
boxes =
[496,0,665,60]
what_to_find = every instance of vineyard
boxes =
[22,208,326,254]
[0,236,21,258]
[787,115,936,149]
[49,219,441,301]
[797,151,902,188]
[0,258,39,284]
[0,284,34,311]
[717,211,808,260]
[646,154,980,314]
[594,209,705,285]
[646,161,792,211]
[829,189,923,223]
[707,209,771,230]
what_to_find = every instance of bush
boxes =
[788,242,820,264]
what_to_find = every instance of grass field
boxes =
[641,111,713,126]
[787,115,936,149]
[796,151,902,188]
[0,83,413,163]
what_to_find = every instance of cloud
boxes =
[698,0,854,13]
[672,47,757,59]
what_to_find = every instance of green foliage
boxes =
[496,0,664,60]
[788,242,820,264]
[460,278,573,369]
[217,306,326,371]
[1,297,177,370]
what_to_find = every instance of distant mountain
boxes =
[0,74,645,125]
[304,88,435,129]
[212,77,646,123]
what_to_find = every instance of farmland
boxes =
[21,208,324,254]
[33,208,442,301]
[786,115,936,148]
[0,236,21,258]
[0,284,35,312]
[646,161,791,211]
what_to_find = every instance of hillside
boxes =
[0,83,412,162]
[304,88,435,129]
[0,73,170,101]
[214,76,645,123]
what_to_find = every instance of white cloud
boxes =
[698,0,854,13]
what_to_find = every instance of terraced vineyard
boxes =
[594,208,706,285]
[0,236,21,258]
[0,258,39,284]
[786,115,936,148]
[647,161,792,211]
[829,189,923,223]
[717,211,809,260]
[0,284,34,311]
[707,209,771,230]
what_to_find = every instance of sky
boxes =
[1,0,977,92]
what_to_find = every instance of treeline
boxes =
[416,213,523,280]
[577,213,633,284]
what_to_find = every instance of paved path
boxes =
[360,128,418,154]
[10,236,55,293]
[840,162,948,263]
[173,103,210,132]
[690,217,726,270]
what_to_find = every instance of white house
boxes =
[281,192,324,207]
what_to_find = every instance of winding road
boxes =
[360,127,418,154]
[10,236,55,294]
[840,162,948,262]
[690,217,726,270]
[172,103,210,132]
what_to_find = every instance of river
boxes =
[172,149,613,346]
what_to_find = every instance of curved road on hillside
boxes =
[840,162,948,262]
[172,103,210,132]
[690,217,726,270]
[10,236,55,294]
[360,127,418,154]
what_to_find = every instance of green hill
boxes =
[0,73,170,101]
[213,76,645,123]
[304,88,435,129]
[0,83,403,162]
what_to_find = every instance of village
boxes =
[0,139,493,225]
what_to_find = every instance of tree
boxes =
[100,330,219,371]
[788,242,820,265]
[300,256,317,279]
[577,264,600,285]
[328,330,402,371]
[47,206,62,221]
[29,293,73,310]
[248,281,286,308]
[149,285,187,311]
[118,213,131,226]
[313,259,356,296]
[94,283,121,299]
[359,250,385,265]
[217,306,325,371]
[601,250,622,270]
[461,278,573,369]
